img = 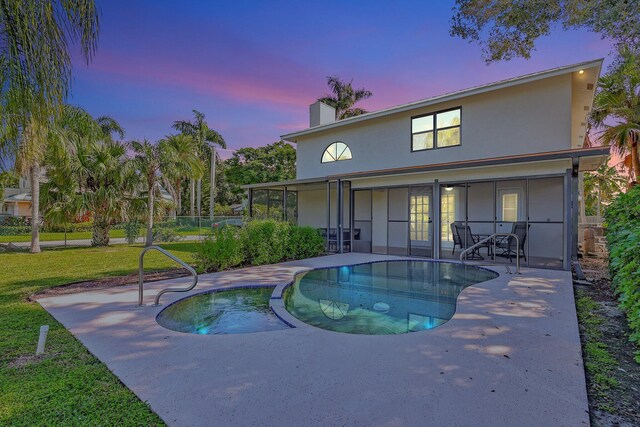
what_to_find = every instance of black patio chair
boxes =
[454,222,489,260]
[450,221,463,254]
[496,222,527,262]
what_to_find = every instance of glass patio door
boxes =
[409,186,434,257]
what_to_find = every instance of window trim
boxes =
[321,141,353,163]
[410,106,462,152]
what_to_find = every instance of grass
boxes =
[0,242,200,426]
[0,228,211,243]
[575,291,619,408]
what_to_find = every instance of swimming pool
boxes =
[157,287,289,335]
[283,260,497,335]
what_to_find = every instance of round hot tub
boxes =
[157,287,290,335]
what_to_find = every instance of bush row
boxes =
[0,225,32,235]
[605,185,640,362]
[195,219,325,272]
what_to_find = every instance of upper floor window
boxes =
[411,107,461,151]
[322,142,352,163]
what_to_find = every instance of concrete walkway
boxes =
[38,254,589,427]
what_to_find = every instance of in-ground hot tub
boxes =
[283,260,497,335]
[157,287,290,335]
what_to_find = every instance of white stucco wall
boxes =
[293,74,572,180]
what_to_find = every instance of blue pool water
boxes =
[284,261,497,335]
[156,287,289,335]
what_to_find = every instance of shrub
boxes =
[286,226,325,260]
[0,216,28,226]
[43,221,93,233]
[152,226,182,243]
[242,219,290,265]
[0,225,31,235]
[196,226,245,272]
[605,185,640,362]
[122,221,142,244]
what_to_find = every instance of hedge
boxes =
[196,219,325,272]
[605,185,640,362]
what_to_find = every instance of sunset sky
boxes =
[70,0,613,157]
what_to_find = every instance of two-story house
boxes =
[1,176,32,220]
[244,59,609,270]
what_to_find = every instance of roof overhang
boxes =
[282,59,603,142]
[243,146,610,189]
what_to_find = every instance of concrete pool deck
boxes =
[38,253,589,427]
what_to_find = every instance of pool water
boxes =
[157,287,289,335]
[284,261,497,335]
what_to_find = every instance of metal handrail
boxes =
[137,245,198,307]
[459,233,521,274]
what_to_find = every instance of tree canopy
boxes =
[318,76,373,120]
[450,0,640,63]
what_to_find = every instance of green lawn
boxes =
[0,228,210,243]
[0,242,200,426]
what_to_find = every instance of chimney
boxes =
[309,101,336,127]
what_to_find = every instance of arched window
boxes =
[321,142,352,163]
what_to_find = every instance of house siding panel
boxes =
[295,74,572,180]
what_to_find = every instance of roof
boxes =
[282,58,603,141]
[242,146,610,189]
[4,192,31,202]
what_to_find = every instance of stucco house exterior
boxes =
[1,176,32,220]
[244,59,608,270]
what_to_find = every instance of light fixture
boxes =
[578,69,584,74]
[444,185,454,191]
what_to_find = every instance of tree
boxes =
[318,76,373,120]
[225,141,296,192]
[41,107,133,246]
[590,46,640,184]
[129,139,198,246]
[0,170,17,203]
[172,110,226,220]
[0,0,100,253]
[583,161,626,221]
[450,0,640,63]
[160,134,205,216]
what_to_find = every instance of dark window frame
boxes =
[411,106,462,152]
[321,141,353,163]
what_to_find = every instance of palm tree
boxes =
[172,110,226,220]
[161,134,205,217]
[590,46,640,184]
[583,161,627,222]
[41,107,132,246]
[0,0,99,110]
[129,139,182,246]
[0,0,100,253]
[318,76,373,120]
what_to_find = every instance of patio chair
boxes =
[454,222,489,260]
[450,221,463,254]
[495,222,527,262]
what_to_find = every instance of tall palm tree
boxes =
[0,0,99,110]
[129,139,183,246]
[161,134,205,217]
[172,110,226,220]
[0,0,100,252]
[318,76,373,120]
[590,46,640,184]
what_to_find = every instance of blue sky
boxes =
[69,0,612,157]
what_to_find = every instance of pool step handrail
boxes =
[137,245,198,307]
[460,233,521,274]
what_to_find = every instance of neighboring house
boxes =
[1,176,32,219]
[246,59,608,271]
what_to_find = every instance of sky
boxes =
[69,0,613,158]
